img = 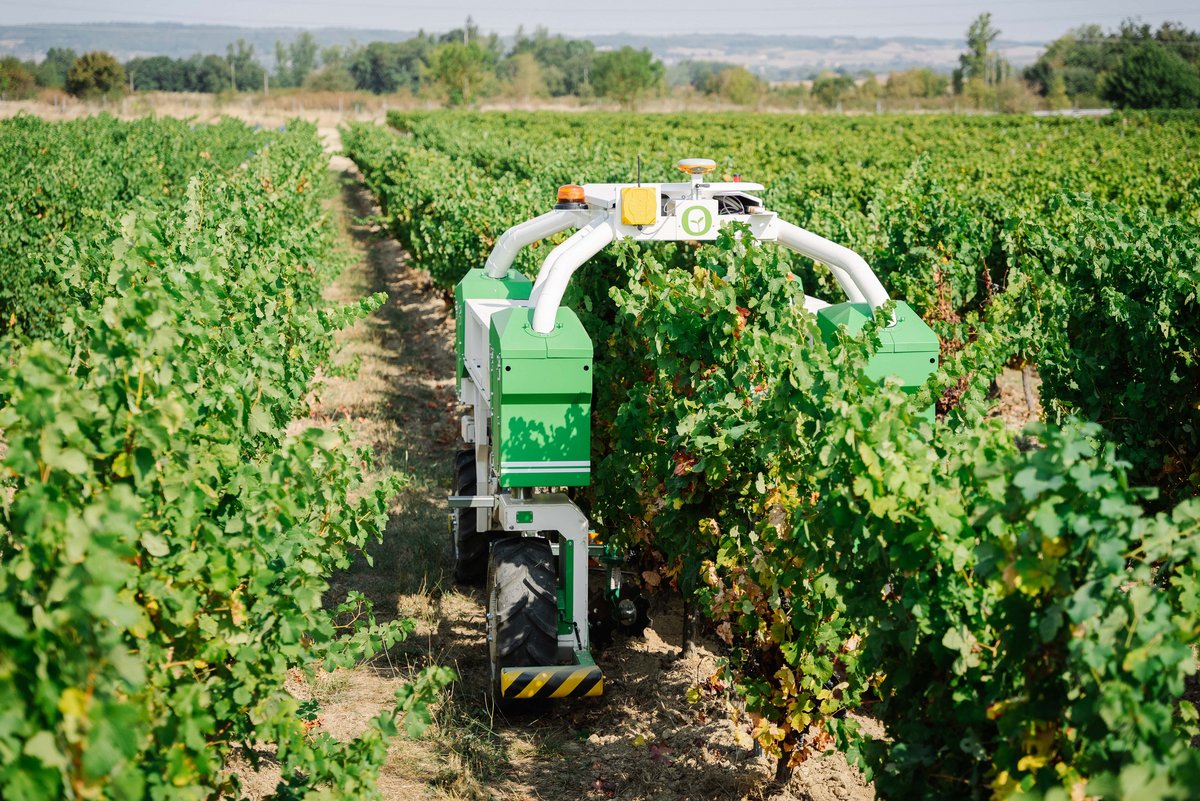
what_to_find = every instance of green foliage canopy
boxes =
[811,72,854,107]
[347,38,432,95]
[65,51,126,99]
[0,57,37,99]
[1103,39,1200,108]
[34,47,76,89]
[508,27,594,96]
[427,42,495,106]
[591,46,664,108]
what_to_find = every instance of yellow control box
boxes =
[620,186,658,226]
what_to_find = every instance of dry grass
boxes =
[0,88,1004,129]
[0,91,401,129]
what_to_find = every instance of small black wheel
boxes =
[590,584,651,646]
[615,585,652,638]
[451,449,497,585]
[487,536,559,694]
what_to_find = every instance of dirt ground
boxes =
[988,365,1042,429]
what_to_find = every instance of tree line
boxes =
[1,15,1197,110]
[1024,19,1200,109]
[0,24,667,107]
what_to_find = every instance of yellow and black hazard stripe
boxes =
[499,665,603,700]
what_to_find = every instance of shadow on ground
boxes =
[322,160,460,618]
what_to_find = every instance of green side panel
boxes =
[558,538,574,635]
[454,268,532,386]
[817,301,939,419]
[490,306,593,488]
[863,351,939,391]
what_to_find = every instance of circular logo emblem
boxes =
[681,205,713,237]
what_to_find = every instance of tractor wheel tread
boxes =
[489,537,558,668]
[451,456,496,585]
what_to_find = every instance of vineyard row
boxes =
[0,117,449,801]
[344,112,1200,800]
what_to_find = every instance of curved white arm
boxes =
[531,220,591,291]
[529,222,615,334]
[776,221,889,309]
[484,209,588,279]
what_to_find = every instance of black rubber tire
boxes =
[488,537,559,671]
[589,583,650,649]
[452,449,493,585]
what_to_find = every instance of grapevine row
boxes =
[0,118,449,801]
[0,115,262,341]
[344,112,1200,798]
[346,113,1200,497]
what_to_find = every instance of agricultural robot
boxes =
[448,159,939,702]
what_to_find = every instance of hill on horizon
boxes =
[0,22,1045,80]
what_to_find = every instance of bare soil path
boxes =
[302,136,879,800]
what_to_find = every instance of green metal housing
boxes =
[816,301,939,417]
[455,267,532,386]
[489,306,593,488]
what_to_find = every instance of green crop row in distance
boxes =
[0,114,263,342]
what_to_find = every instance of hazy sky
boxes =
[2,0,1197,41]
